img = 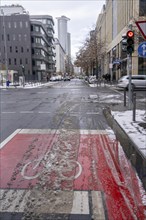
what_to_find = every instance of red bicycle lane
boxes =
[0,129,145,219]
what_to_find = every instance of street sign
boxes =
[135,21,146,39]
[138,42,146,57]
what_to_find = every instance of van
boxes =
[117,75,146,90]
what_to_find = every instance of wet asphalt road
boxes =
[1,79,113,141]
[0,79,146,220]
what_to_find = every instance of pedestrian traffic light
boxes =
[127,30,134,55]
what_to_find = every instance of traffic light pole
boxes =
[127,54,132,109]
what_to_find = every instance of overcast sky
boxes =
[1,0,105,59]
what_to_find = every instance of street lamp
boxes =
[1,9,8,87]
[21,65,25,87]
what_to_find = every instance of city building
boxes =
[56,15,70,56]
[0,5,32,82]
[95,0,146,80]
[0,5,55,83]
[56,15,72,75]
[30,15,55,81]
[54,38,66,74]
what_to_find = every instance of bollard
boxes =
[124,88,126,106]
[133,92,136,121]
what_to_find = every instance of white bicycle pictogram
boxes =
[21,157,82,180]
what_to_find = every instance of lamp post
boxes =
[21,65,25,87]
[1,9,8,87]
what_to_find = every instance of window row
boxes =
[7,21,29,29]
[9,46,29,53]
[8,58,28,65]
[1,34,28,41]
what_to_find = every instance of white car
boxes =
[117,75,146,90]
[88,76,97,84]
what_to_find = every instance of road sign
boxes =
[135,21,146,39]
[138,42,146,57]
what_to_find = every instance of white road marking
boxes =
[19,129,59,134]
[20,111,34,113]
[92,191,106,220]
[80,130,108,134]
[86,112,99,115]
[71,191,89,214]
[0,189,105,215]
[0,129,21,149]
[0,129,108,149]
[38,111,51,114]
[1,112,16,114]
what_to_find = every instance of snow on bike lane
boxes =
[0,129,145,219]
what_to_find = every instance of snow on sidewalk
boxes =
[112,110,146,157]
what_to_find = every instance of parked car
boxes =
[117,75,146,90]
[64,76,70,81]
[88,76,97,84]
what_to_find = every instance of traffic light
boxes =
[127,30,134,55]
[121,34,127,52]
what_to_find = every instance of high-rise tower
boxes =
[56,16,70,56]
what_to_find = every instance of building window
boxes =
[13,34,16,41]
[21,47,23,53]
[31,37,34,43]
[25,21,28,28]
[139,0,146,16]
[7,34,10,41]
[35,26,40,32]
[25,58,28,64]
[20,58,22,65]
[27,48,29,52]
[15,46,18,53]
[20,21,23,28]
[9,58,11,65]
[8,22,11,28]
[2,35,4,41]
[14,58,17,65]
[14,22,17,28]
[19,34,21,41]
[10,46,12,52]
[138,57,146,74]
[24,34,27,41]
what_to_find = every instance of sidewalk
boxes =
[0,81,58,89]
[103,104,146,191]
[88,81,146,190]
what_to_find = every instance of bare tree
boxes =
[74,29,106,77]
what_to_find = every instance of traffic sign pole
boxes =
[127,54,132,110]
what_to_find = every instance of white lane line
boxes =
[38,111,51,114]
[91,191,106,220]
[19,129,108,135]
[71,191,89,214]
[0,129,21,149]
[19,129,59,134]
[80,130,108,134]
[86,112,99,115]
[20,111,34,113]
[1,112,16,114]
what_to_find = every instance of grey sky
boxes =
[1,0,105,59]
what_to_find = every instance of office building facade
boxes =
[96,0,146,80]
[0,5,55,82]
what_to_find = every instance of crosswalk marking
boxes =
[71,191,89,214]
[92,191,106,220]
[0,189,105,217]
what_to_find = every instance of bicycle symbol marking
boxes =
[21,158,82,180]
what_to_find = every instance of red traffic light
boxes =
[127,30,134,38]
